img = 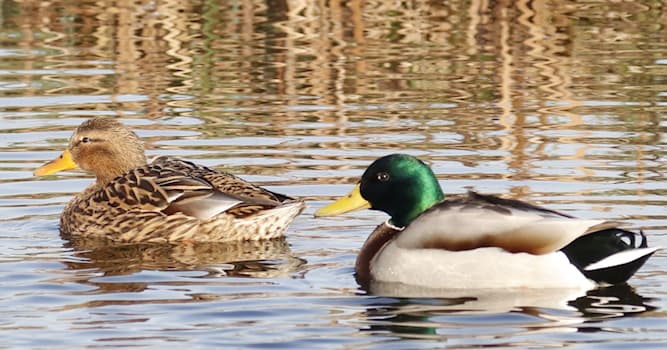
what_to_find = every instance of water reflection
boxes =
[62,236,305,279]
[570,284,657,319]
[367,282,590,312]
[5,0,665,199]
[361,284,655,342]
[5,0,665,110]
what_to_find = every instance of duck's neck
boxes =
[93,155,146,188]
[390,176,444,228]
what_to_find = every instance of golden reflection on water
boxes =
[0,0,663,213]
[5,0,660,189]
[6,0,664,105]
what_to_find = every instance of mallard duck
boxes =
[315,154,658,289]
[34,117,305,242]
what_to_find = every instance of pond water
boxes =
[1,0,667,348]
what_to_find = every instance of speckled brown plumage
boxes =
[35,117,305,243]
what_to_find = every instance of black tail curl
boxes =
[561,229,654,285]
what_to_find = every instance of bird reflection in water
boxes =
[61,235,306,279]
[359,283,655,341]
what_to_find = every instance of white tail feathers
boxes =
[585,247,661,271]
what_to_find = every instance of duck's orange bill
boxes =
[34,149,77,176]
[314,184,371,217]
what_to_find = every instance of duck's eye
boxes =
[376,172,390,182]
[81,137,91,144]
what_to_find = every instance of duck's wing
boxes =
[95,159,283,221]
[151,156,294,203]
[395,191,622,255]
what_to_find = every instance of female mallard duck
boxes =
[315,154,658,289]
[34,117,305,242]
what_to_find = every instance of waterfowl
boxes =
[34,117,305,242]
[315,154,658,289]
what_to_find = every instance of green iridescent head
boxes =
[315,154,444,227]
[359,154,444,227]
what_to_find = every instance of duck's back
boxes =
[150,156,294,203]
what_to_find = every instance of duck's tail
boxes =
[561,229,660,285]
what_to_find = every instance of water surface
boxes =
[1,0,666,348]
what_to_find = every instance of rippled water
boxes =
[1,0,667,348]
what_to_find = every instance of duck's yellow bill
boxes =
[314,184,371,217]
[34,149,77,176]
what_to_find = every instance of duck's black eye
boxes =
[376,172,390,182]
[81,137,91,144]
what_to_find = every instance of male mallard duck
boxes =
[34,117,305,242]
[315,154,658,289]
